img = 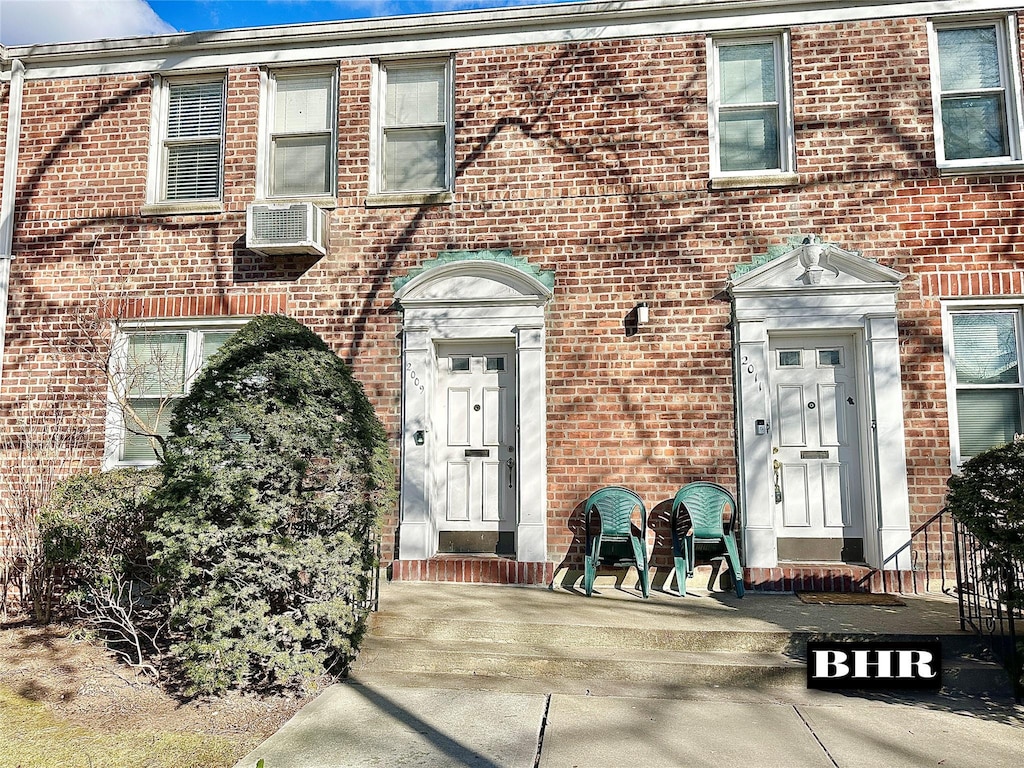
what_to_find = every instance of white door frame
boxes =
[394,255,553,562]
[768,331,867,557]
[729,239,912,571]
[433,341,517,538]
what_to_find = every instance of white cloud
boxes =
[0,0,177,46]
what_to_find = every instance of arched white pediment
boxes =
[396,259,553,307]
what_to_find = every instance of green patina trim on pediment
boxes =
[729,235,806,279]
[393,249,555,293]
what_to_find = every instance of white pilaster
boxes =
[398,326,436,560]
[515,323,547,562]
[866,315,913,570]
[735,319,778,568]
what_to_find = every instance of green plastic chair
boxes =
[671,482,745,598]
[583,486,650,598]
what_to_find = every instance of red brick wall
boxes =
[2,14,1022,582]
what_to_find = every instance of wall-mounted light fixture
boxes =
[636,301,650,326]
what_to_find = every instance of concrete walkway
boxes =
[234,582,1024,768]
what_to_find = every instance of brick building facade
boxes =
[2,0,1023,592]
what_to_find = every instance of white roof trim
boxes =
[3,0,1021,80]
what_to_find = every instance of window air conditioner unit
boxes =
[246,202,327,257]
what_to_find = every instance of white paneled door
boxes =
[769,335,865,556]
[434,344,517,535]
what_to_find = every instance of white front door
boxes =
[769,335,865,562]
[434,343,517,552]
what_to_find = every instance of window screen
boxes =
[271,73,334,196]
[937,24,1012,161]
[951,312,1023,458]
[381,63,449,192]
[163,80,224,201]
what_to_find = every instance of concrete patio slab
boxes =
[796,699,1024,768]
[232,683,546,768]
[539,695,835,767]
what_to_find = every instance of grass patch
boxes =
[0,686,246,768]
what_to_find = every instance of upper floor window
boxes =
[929,16,1024,169]
[106,322,241,465]
[944,306,1024,467]
[261,69,336,198]
[371,58,454,198]
[708,33,794,180]
[149,77,225,203]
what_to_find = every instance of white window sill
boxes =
[255,196,337,210]
[141,202,225,216]
[710,172,800,190]
[364,191,453,208]
[937,160,1024,176]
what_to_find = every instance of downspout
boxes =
[0,57,26,393]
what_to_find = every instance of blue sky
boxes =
[0,0,577,46]
[149,1,565,33]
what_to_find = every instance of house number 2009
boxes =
[406,362,424,393]
[740,355,763,391]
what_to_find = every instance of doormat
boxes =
[797,592,906,606]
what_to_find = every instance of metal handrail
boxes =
[953,517,1023,702]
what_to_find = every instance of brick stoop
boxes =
[745,565,932,594]
[390,557,554,584]
[391,559,931,592]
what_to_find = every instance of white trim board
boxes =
[4,0,1022,80]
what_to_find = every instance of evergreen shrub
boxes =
[947,437,1024,564]
[147,316,394,695]
[40,468,162,668]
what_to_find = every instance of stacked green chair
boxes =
[583,486,650,598]
[670,482,745,598]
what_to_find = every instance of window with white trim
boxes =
[944,306,1024,466]
[262,69,336,197]
[149,76,226,203]
[708,33,794,177]
[929,16,1024,168]
[107,322,241,465]
[372,58,454,195]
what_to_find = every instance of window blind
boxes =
[382,63,448,192]
[720,43,776,105]
[957,390,1022,456]
[952,312,1023,457]
[271,74,333,196]
[717,42,781,172]
[953,313,1019,385]
[164,80,223,200]
[386,66,445,126]
[275,75,331,133]
[938,26,1009,160]
[127,333,187,397]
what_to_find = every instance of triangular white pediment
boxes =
[730,242,904,295]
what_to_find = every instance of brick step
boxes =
[391,558,934,593]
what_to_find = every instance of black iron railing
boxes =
[953,517,1023,702]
